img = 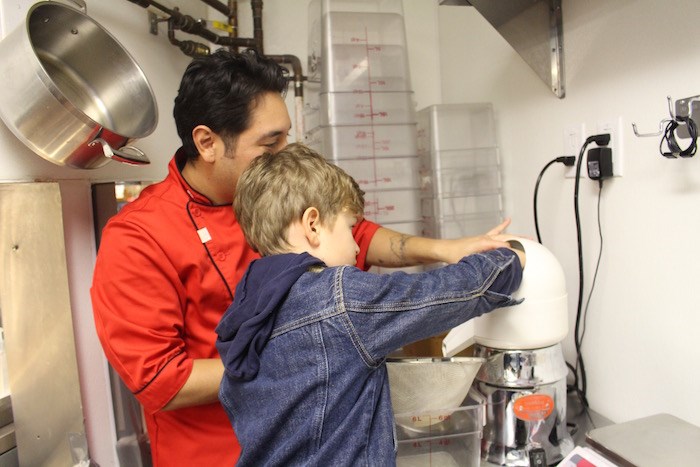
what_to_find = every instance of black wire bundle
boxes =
[660,116,698,158]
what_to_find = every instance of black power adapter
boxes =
[587,147,613,180]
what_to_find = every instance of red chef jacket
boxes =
[91,152,380,466]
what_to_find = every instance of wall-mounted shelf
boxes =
[439,0,564,98]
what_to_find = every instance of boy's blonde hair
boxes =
[234,143,365,256]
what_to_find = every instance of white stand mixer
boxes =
[443,237,574,466]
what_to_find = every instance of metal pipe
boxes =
[268,54,306,140]
[126,0,175,16]
[251,0,264,53]
[169,9,221,43]
[169,6,256,49]
[168,17,210,57]
[199,0,231,17]
[228,0,238,52]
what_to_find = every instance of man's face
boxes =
[222,92,292,199]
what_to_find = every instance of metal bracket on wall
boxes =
[149,11,160,35]
[675,95,700,139]
[441,0,565,98]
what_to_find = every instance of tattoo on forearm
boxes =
[389,234,411,265]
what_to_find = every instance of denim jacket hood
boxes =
[216,252,324,381]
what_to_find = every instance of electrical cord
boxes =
[533,156,575,244]
[572,134,610,409]
[578,180,605,359]
[660,116,698,158]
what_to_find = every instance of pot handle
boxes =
[89,138,151,166]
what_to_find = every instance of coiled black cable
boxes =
[660,116,698,158]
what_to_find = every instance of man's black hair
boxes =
[173,48,289,162]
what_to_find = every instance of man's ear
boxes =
[301,207,321,247]
[192,125,221,163]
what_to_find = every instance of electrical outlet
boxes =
[563,123,586,178]
[596,117,624,177]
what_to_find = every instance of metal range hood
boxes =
[439,0,564,98]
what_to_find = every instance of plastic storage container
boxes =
[418,147,500,172]
[320,11,410,93]
[306,123,418,160]
[336,156,420,191]
[323,43,411,92]
[421,165,501,198]
[307,0,422,248]
[422,212,503,239]
[364,189,421,224]
[417,103,503,240]
[421,193,503,219]
[395,402,484,467]
[416,103,497,152]
[319,91,415,126]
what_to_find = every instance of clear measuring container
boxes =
[394,401,484,467]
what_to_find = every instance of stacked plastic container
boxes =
[394,401,484,467]
[417,103,504,240]
[306,0,422,252]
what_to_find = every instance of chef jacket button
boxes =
[193,208,202,217]
[217,252,226,261]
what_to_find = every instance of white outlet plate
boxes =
[596,117,624,177]
[564,123,586,178]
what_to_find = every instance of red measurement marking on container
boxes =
[513,394,555,422]
[355,130,374,139]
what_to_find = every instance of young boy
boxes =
[215,143,525,466]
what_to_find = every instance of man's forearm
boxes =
[365,227,438,267]
[365,222,514,268]
[162,358,224,411]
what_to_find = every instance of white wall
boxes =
[437,0,700,426]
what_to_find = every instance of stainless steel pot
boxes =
[0,1,157,169]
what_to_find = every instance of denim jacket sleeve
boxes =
[336,248,523,365]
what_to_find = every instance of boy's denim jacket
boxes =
[216,249,522,466]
